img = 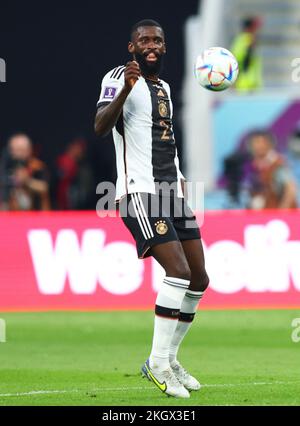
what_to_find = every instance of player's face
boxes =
[250,136,272,159]
[129,26,166,77]
[9,136,32,161]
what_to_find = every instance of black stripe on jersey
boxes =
[114,110,128,194]
[115,111,124,137]
[122,133,128,195]
[145,79,177,183]
[110,67,117,78]
[110,66,121,78]
[110,66,124,79]
[115,67,125,80]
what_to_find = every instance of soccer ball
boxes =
[194,47,239,91]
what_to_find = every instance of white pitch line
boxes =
[0,387,151,398]
[0,390,72,397]
[203,380,300,388]
[1,381,300,398]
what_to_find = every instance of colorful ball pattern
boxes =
[194,47,239,91]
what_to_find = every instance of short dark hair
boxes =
[242,17,255,30]
[242,16,261,31]
[130,19,164,40]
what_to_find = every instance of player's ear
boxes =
[128,42,135,54]
[162,42,166,54]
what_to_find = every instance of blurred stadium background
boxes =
[0,0,300,406]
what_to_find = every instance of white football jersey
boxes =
[97,65,185,200]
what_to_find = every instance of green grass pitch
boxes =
[0,310,300,406]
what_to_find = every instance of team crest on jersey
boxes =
[155,220,168,235]
[103,87,117,99]
[158,101,168,117]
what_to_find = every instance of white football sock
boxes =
[149,276,190,372]
[169,290,204,365]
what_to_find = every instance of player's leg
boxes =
[141,240,191,398]
[149,239,191,279]
[120,193,190,397]
[147,240,191,367]
[181,238,209,292]
[169,238,209,390]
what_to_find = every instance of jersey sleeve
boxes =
[96,66,125,108]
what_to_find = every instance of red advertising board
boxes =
[0,210,300,311]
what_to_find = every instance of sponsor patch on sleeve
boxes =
[103,87,117,100]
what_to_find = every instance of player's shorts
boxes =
[118,192,201,259]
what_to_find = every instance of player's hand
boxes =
[124,61,140,90]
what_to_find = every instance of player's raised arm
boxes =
[94,61,140,137]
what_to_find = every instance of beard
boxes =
[134,51,164,77]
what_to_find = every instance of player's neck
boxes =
[143,73,160,82]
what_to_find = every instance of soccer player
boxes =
[95,19,209,399]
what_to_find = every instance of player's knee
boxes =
[166,264,191,282]
[191,269,210,292]
[201,271,210,291]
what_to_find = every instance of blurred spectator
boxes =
[55,138,94,210]
[231,16,263,92]
[245,131,298,209]
[223,151,250,207]
[0,133,50,210]
[287,129,300,205]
